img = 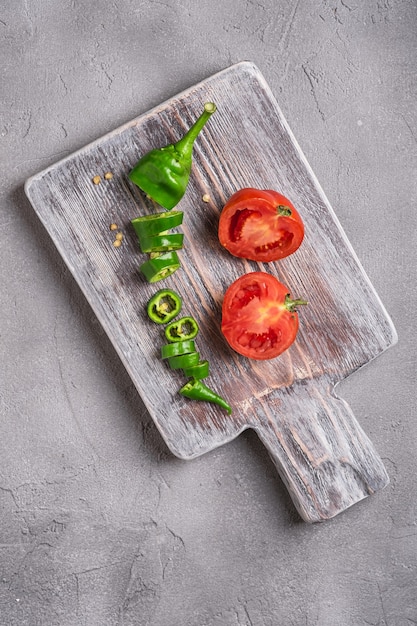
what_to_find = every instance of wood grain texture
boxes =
[24,62,397,522]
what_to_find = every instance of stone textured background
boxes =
[1,1,416,625]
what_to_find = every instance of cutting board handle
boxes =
[253,378,389,522]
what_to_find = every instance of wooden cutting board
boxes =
[25,62,397,523]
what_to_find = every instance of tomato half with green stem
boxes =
[221,272,307,361]
[218,188,304,262]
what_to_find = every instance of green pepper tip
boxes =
[179,379,232,414]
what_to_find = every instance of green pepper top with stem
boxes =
[129,102,217,210]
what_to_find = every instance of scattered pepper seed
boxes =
[202,193,210,203]
[92,175,101,185]
[113,239,122,248]
[104,172,113,180]
[110,223,118,231]
[115,232,123,241]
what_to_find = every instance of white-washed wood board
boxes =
[25,62,397,523]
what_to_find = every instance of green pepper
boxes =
[165,316,199,342]
[139,251,181,283]
[183,359,210,380]
[168,351,200,370]
[160,340,196,359]
[131,211,183,239]
[129,102,217,210]
[139,233,184,254]
[131,211,184,282]
[147,289,182,324]
[179,379,232,414]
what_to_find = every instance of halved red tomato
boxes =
[221,272,307,361]
[218,188,304,262]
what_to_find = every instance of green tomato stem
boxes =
[284,294,308,312]
[277,204,292,217]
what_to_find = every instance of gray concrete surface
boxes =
[1,1,416,625]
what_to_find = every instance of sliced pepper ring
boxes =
[183,359,210,380]
[161,340,196,359]
[147,289,182,324]
[131,211,183,239]
[139,233,184,254]
[168,351,200,370]
[164,316,199,342]
[139,251,181,283]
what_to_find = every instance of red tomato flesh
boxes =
[221,272,306,360]
[218,188,304,262]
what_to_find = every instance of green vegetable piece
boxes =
[129,102,217,210]
[161,340,196,359]
[183,359,210,380]
[147,289,182,324]
[168,351,200,370]
[139,251,180,283]
[179,379,232,414]
[139,233,184,254]
[131,211,183,240]
[165,316,199,342]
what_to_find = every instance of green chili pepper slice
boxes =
[131,211,183,239]
[139,251,180,283]
[139,233,184,254]
[179,379,232,414]
[183,359,210,380]
[164,316,199,342]
[168,351,200,370]
[147,289,182,324]
[161,340,196,359]
[129,103,217,210]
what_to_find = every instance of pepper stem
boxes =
[284,294,308,312]
[174,103,217,157]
